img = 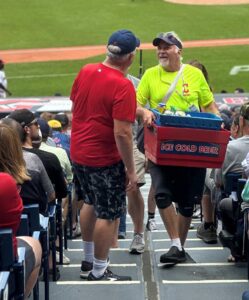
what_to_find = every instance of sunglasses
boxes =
[26,118,39,127]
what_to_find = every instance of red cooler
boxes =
[144,124,230,168]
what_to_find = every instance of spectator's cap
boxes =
[48,119,62,129]
[153,31,183,49]
[240,102,249,120]
[54,113,69,127]
[37,118,50,138]
[8,109,36,127]
[107,29,140,55]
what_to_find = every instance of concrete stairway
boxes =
[38,174,249,300]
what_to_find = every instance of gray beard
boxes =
[159,59,169,69]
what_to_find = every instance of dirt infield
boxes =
[0,38,249,64]
[165,0,249,5]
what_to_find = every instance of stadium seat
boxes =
[219,174,249,278]
[56,199,64,265]
[0,229,25,299]
[48,204,57,281]
[22,204,50,300]
[16,214,29,236]
[0,271,9,300]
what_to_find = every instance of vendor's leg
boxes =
[158,203,178,240]
[177,204,194,246]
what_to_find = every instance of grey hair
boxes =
[106,48,136,62]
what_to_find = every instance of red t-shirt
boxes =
[70,63,136,167]
[0,173,23,257]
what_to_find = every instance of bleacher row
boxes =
[0,195,73,300]
[1,173,249,299]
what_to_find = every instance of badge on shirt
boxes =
[182,83,190,97]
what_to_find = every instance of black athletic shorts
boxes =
[149,161,206,207]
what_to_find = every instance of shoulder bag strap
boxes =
[161,63,186,104]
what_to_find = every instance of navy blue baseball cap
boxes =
[107,29,140,55]
[153,32,183,49]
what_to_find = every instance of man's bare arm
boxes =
[114,119,137,191]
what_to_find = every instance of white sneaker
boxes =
[56,251,70,265]
[129,234,145,254]
[72,223,81,238]
[146,218,158,231]
[192,208,201,219]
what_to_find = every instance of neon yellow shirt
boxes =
[137,64,214,112]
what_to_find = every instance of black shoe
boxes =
[47,267,60,281]
[87,268,132,281]
[118,233,126,239]
[80,261,93,279]
[160,246,186,264]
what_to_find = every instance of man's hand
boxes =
[125,170,138,192]
[142,108,155,126]
[136,104,155,126]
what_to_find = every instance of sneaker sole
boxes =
[196,233,218,244]
[146,227,158,232]
[129,248,145,254]
[80,271,91,279]
[160,256,186,264]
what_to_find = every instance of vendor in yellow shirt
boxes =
[136,31,219,265]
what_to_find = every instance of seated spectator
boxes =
[1,118,55,214]
[37,118,73,184]
[230,114,240,140]
[231,105,242,117]
[217,102,249,261]
[0,124,42,298]
[49,114,71,158]
[220,112,232,131]
[8,109,67,201]
[0,173,42,299]
[39,112,56,146]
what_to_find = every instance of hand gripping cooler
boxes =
[144,123,230,168]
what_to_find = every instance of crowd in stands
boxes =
[1,102,249,295]
[1,29,249,297]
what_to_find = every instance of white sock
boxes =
[83,241,94,263]
[171,238,182,251]
[92,257,108,278]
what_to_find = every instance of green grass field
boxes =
[1,0,249,96]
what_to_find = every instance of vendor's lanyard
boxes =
[159,64,191,105]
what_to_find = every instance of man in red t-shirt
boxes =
[70,29,140,281]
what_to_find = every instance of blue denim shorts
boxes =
[73,161,126,220]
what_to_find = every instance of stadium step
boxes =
[37,174,248,300]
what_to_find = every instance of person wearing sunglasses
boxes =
[136,31,220,265]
